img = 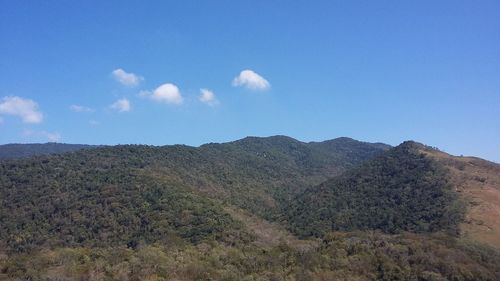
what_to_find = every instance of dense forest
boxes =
[286,141,465,237]
[1,136,499,280]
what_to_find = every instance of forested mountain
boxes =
[0,136,387,252]
[0,143,96,160]
[1,136,500,280]
[286,141,464,237]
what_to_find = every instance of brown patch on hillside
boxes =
[421,148,500,249]
[224,207,316,250]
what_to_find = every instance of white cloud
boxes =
[142,83,183,105]
[139,83,183,105]
[22,130,62,142]
[89,120,100,126]
[110,98,131,112]
[0,96,43,123]
[199,88,219,106]
[70,105,93,113]
[112,68,143,86]
[232,69,270,90]
[138,90,151,97]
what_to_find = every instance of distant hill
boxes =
[0,143,96,160]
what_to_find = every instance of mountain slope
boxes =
[1,136,500,280]
[286,141,465,237]
[0,143,96,160]
[197,136,390,212]
[420,147,500,249]
[0,136,388,252]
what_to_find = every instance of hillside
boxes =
[420,147,500,249]
[286,141,465,238]
[1,136,500,280]
[0,136,387,253]
[3,230,500,281]
[0,143,96,160]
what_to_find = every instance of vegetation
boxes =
[2,232,499,281]
[1,136,499,280]
[0,149,251,252]
[0,136,388,253]
[287,141,465,237]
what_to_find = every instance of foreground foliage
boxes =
[2,232,499,281]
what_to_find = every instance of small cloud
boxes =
[141,83,183,105]
[89,119,100,126]
[232,69,270,91]
[0,96,43,123]
[110,98,131,112]
[138,90,151,97]
[112,68,143,87]
[22,129,61,142]
[70,105,93,113]
[199,88,219,106]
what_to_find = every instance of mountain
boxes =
[0,143,96,160]
[286,141,464,238]
[286,141,500,248]
[1,136,500,280]
[0,136,388,252]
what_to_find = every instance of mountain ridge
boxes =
[0,143,97,160]
[0,135,389,253]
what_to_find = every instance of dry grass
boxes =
[422,148,500,249]
[224,206,316,250]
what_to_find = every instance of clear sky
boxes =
[0,1,499,162]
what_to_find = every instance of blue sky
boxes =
[0,1,499,162]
